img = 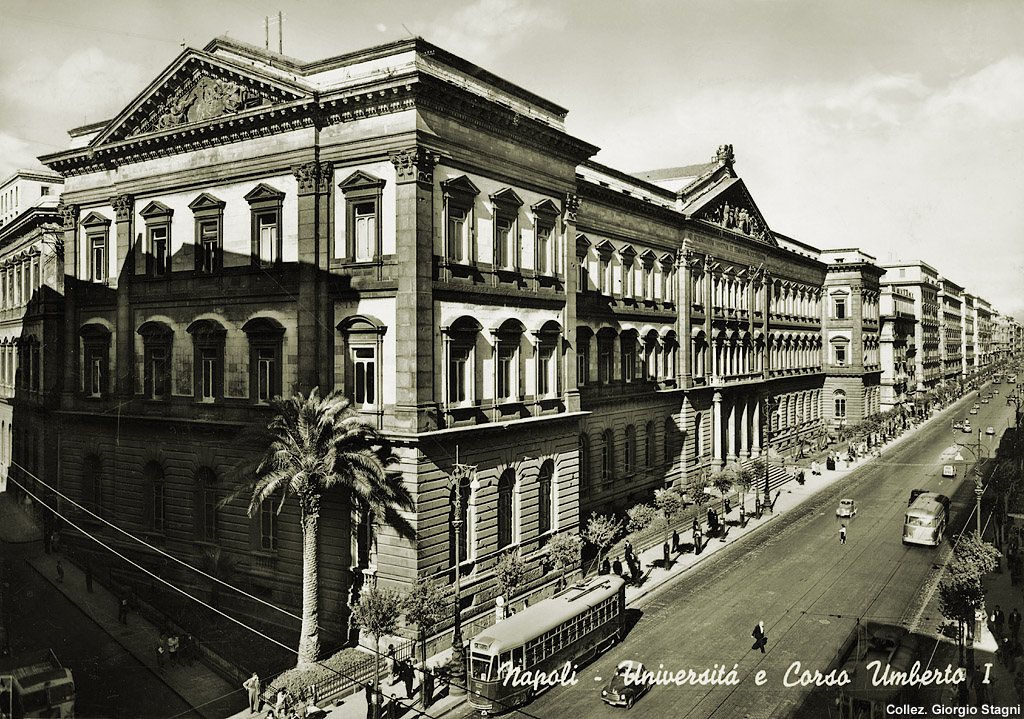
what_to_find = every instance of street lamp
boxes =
[448,462,475,697]
[762,395,781,514]
[953,427,988,536]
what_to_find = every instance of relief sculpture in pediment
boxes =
[139,72,261,136]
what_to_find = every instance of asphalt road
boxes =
[467,393,1014,719]
[1,541,196,719]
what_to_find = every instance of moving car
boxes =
[942,465,956,478]
[952,420,964,430]
[602,660,651,709]
[963,424,973,433]
[986,426,995,435]
[970,408,978,415]
[837,499,857,518]
[981,398,989,404]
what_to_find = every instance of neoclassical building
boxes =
[881,262,942,398]
[879,283,917,411]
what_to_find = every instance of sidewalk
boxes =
[972,543,1024,705]
[0,492,246,719]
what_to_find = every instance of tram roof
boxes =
[470,575,625,655]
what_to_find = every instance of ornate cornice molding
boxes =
[293,160,334,195]
[563,193,580,223]
[389,147,440,185]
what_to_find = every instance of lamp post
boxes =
[953,427,987,536]
[762,395,780,513]
[449,462,474,697]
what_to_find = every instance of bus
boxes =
[903,492,949,547]
[0,649,75,718]
[467,575,626,715]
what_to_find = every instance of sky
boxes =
[2,0,1023,320]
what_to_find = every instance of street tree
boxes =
[581,513,622,574]
[224,388,415,665]
[402,576,450,704]
[689,473,711,510]
[350,585,403,719]
[938,574,984,664]
[735,467,755,515]
[495,549,527,601]
[712,471,734,516]
[626,503,657,537]
[546,532,583,589]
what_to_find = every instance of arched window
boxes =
[624,425,636,477]
[695,412,704,457]
[601,429,614,485]
[444,316,482,406]
[497,469,515,550]
[578,434,591,495]
[834,390,847,420]
[645,421,657,470]
[664,416,676,465]
[537,460,553,536]
[143,461,165,533]
[195,467,220,543]
[493,319,525,402]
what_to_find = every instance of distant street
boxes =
[1,540,196,719]
[453,395,1013,719]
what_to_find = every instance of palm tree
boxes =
[225,387,415,666]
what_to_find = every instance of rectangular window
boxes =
[577,340,590,385]
[835,398,847,418]
[538,345,554,396]
[200,348,217,402]
[260,500,278,550]
[257,347,277,402]
[835,298,846,319]
[537,225,551,274]
[622,265,632,297]
[599,259,609,294]
[199,220,220,273]
[149,226,169,276]
[449,346,469,403]
[90,233,107,282]
[257,212,279,266]
[448,207,468,263]
[497,344,515,400]
[598,342,612,384]
[153,483,165,532]
[353,346,376,408]
[354,203,376,262]
[835,346,846,366]
[147,346,169,399]
[203,488,218,542]
[496,216,514,270]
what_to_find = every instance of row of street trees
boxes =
[938,532,1001,665]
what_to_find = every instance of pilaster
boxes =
[293,160,333,394]
[111,193,133,397]
[562,193,581,412]
[58,203,79,404]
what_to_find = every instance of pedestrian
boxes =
[85,562,93,593]
[275,689,288,719]
[612,557,623,578]
[402,659,415,699]
[495,595,507,620]
[840,524,847,545]
[118,592,130,624]
[50,531,60,553]
[183,634,197,665]
[992,605,1005,632]
[56,560,64,583]
[421,664,434,709]
[167,632,179,666]
[623,539,635,565]
[600,558,611,575]
[243,672,260,714]
[1010,608,1022,639]
[155,637,166,670]
[364,684,375,719]
[386,644,397,683]
[751,621,767,653]
[386,693,399,719]
[692,516,699,536]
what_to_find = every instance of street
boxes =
[456,395,1013,719]
[1,540,198,719]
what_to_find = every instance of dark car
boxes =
[601,660,651,709]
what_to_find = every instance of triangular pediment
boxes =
[188,193,226,211]
[685,178,777,248]
[440,175,481,197]
[81,211,111,227]
[93,49,311,146]
[140,201,173,219]
[339,170,386,192]
[244,183,285,203]
[489,187,524,208]
[532,199,560,217]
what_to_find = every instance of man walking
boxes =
[243,672,260,714]
[751,621,767,653]
[1010,608,1021,640]
[840,524,847,545]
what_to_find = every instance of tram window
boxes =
[513,647,525,667]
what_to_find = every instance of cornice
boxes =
[577,179,683,225]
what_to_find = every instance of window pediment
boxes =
[244,183,285,205]
[490,187,524,209]
[138,320,174,339]
[440,175,480,200]
[188,193,226,212]
[78,322,111,340]
[140,201,174,219]
[242,317,286,337]
[186,318,227,339]
[339,170,386,193]
[575,233,591,256]
[595,240,615,259]
[337,314,387,336]
[81,211,111,227]
[532,199,559,217]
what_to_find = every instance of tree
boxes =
[402,576,450,705]
[735,467,755,515]
[654,488,683,545]
[953,531,1001,577]
[939,574,984,664]
[495,550,527,601]
[547,532,583,590]
[689,472,710,509]
[350,585,403,719]
[626,503,657,537]
[581,513,622,574]
[746,459,766,507]
[224,388,415,665]
[712,471,734,515]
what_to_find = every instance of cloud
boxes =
[0,46,146,126]
[0,132,47,180]
[423,0,566,62]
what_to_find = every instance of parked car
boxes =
[602,660,652,709]
[942,465,956,478]
[986,426,995,435]
[837,499,857,518]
